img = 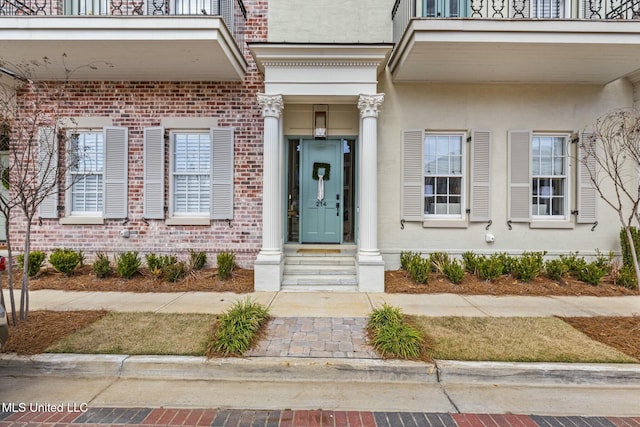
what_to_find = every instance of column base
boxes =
[254,251,284,292]
[356,252,385,293]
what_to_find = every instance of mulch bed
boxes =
[3,310,109,355]
[561,316,640,361]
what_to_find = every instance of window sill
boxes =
[166,217,210,226]
[422,219,468,228]
[529,221,574,229]
[59,216,104,225]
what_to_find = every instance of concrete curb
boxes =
[3,353,640,387]
[0,353,126,377]
[436,360,640,386]
[0,354,436,384]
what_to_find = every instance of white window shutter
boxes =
[103,127,128,219]
[38,127,59,218]
[210,127,234,220]
[143,127,165,219]
[508,130,531,222]
[469,130,491,222]
[577,132,597,223]
[401,129,424,221]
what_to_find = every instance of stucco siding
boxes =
[377,74,634,269]
[268,0,394,43]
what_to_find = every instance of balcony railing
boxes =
[393,0,640,42]
[0,0,247,46]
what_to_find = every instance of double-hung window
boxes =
[531,134,567,218]
[424,133,464,217]
[171,132,211,216]
[402,129,491,226]
[39,126,127,222]
[143,126,234,224]
[508,131,580,226]
[69,132,104,215]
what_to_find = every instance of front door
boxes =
[300,139,342,243]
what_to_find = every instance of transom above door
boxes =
[286,138,356,244]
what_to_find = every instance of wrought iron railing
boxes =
[0,0,247,46]
[393,0,640,42]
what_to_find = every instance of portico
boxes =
[249,43,392,292]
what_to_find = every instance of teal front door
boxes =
[300,139,342,243]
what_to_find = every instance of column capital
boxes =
[358,93,385,118]
[257,94,284,118]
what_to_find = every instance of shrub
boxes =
[93,253,112,278]
[559,252,586,276]
[400,251,421,271]
[476,254,504,281]
[616,264,638,290]
[620,227,640,267]
[593,249,614,273]
[496,252,515,275]
[210,297,270,355]
[116,251,141,279]
[145,253,163,276]
[429,252,450,273]
[462,251,478,274]
[368,304,423,360]
[443,259,465,285]
[217,251,235,281]
[511,251,546,282]
[545,259,569,281]
[17,250,46,277]
[577,261,608,286]
[406,255,430,285]
[49,248,83,276]
[189,250,207,271]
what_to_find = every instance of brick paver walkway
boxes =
[1,408,639,426]
[246,317,377,359]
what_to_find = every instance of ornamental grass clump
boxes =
[209,297,270,356]
[368,304,424,360]
[189,250,207,271]
[216,251,235,281]
[48,248,83,276]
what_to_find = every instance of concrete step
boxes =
[284,255,356,266]
[281,284,359,292]
[281,275,358,287]
[283,264,356,275]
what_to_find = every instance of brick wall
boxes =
[9,0,268,269]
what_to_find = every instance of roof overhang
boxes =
[0,16,247,81]
[249,43,393,103]
[389,19,640,84]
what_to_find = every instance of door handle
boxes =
[336,202,340,216]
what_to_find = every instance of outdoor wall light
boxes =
[313,105,328,139]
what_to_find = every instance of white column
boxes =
[255,94,284,292]
[356,93,385,292]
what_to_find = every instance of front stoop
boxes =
[282,246,358,291]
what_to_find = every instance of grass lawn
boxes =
[46,312,217,356]
[412,316,637,363]
[39,312,639,363]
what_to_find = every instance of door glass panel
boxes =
[287,139,300,242]
[343,139,355,243]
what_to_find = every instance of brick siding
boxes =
[8,0,268,268]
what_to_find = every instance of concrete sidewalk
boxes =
[9,289,640,317]
[2,290,640,417]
